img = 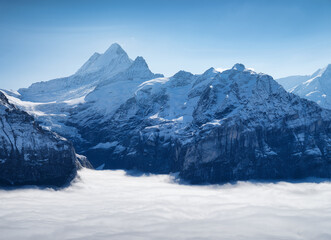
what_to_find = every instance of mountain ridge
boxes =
[276,64,331,109]
[3,43,331,184]
[0,91,92,186]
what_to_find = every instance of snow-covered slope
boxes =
[3,44,331,183]
[276,75,311,90]
[75,43,133,76]
[17,43,133,103]
[276,64,331,109]
[0,91,84,186]
[66,62,331,182]
[70,56,164,126]
[2,44,163,145]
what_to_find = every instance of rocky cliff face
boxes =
[0,92,86,186]
[4,44,331,184]
[76,63,331,183]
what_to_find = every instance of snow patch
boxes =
[91,141,118,149]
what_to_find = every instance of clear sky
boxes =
[0,0,331,90]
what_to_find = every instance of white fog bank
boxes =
[1,169,331,240]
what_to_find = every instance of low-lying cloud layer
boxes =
[1,169,331,240]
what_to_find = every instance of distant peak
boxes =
[125,56,150,74]
[312,64,331,78]
[120,56,164,80]
[110,42,121,48]
[321,64,331,77]
[173,70,194,79]
[232,63,245,72]
[75,43,132,76]
[134,56,146,62]
[206,67,225,75]
[131,56,148,68]
[104,43,126,55]
[90,52,101,60]
[204,67,216,74]
[324,64,331,72]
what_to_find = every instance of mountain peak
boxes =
[173,70,194,79]
[104,43,126,56]
[76,43,132,76]
[132,56,148,67]
[118,56,163,80]
[323,64,331,74]
[125,56,150,76]
[232,63,245,71]
[319,64,331,84]
[108,42,121,49]
[311,64,331,78]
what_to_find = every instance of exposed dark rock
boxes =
[0,92,91,187]
[74,64,331,183]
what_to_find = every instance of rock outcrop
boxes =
[77,63,331,183]
[0,92,88,186]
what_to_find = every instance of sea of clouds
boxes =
[1,168,331,240]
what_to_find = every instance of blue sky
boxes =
[0,0,331,90]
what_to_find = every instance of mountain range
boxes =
[277,64,331,110]
[1,43,331,185]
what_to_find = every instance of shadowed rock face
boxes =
[0,92,84,187]
[74,64,331,183]
[181,121,331,183]
[83,111,331,183]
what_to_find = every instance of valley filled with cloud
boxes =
[1,169,330,240]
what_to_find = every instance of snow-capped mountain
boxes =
[276,75,311,90]
[76,62,331,183]
[3,44,331,183]
[0,91,90,186]
[276,64,331,109]
[17,43,133,103]
[2,43,145,143]
[75,43,133,76]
